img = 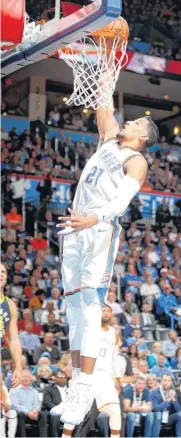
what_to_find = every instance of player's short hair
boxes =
[102,304,112,312]
[145,116,159,147]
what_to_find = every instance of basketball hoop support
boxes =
[1,0,122,77]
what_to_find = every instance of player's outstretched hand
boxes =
[12,369,22,387]
[57,208,99,235]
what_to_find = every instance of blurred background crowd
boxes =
[1,0,181,436]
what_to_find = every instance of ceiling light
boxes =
[62,97,68,102]
[145,110,151,116]
[164,95,169,100]
[172,106,179,112]
[173,126,180,135]
[83,109,88,113]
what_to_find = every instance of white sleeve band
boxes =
[95,175,141,221]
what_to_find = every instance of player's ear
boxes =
[139,134,148,146]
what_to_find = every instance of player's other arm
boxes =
[96,72,119,148]
[7,300,22,387]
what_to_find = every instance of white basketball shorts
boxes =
[62,219,121,296]
[93,371,120,409]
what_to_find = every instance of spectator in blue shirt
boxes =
[124,265,143,296]
[151,374,181,437]
[150,354,175,381]
[123,377,153,437]
[126,328,148,354]
[156,283,179,320]
[171,348,181,370]
[122,314,143,339]
[162,330,181,359]
[147,342,169,369]
[19,321,41,365]
[10,369,47,437]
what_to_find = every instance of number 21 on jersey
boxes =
[85,166,103,186]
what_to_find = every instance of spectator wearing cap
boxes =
[19,321,41,365]
[43,370,68,436]
[33,332,61,364]
[162,330,181,359]
[29,289,46,310]
[18,309,42,335]
[31,233,47,251]
[140,275,160,311]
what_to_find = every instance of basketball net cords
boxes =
[58,36,128,109]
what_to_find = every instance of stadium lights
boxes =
[173,126,180,135]
[83,109,88,113]
[172,106,180,113]
[145,110,151,116]
[164,95,169,100]
[62,97,68,102]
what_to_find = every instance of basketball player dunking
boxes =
[54,71,159,425]
[0,264,22,387]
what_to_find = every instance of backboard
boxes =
[1,0,122,77]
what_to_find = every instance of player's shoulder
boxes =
[6,298,17,318]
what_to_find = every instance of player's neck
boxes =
[102,323,110,331]
[119,139,141,151]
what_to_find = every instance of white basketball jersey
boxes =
[94,326,116,375]
[73,139,141,217]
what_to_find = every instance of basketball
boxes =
[92,16,129,51]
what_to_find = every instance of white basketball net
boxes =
[58,36,128,109]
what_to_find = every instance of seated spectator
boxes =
[43,312,65,336]
[147,374,159,391]
[126,328,148,354]
[19,321,41,365]
[123,377,153,438]
[33,332,61,364]
[24,276,38,298]
[33,365,53,391]
[138,359,149,380]
[147,342,169,369]
[140,303,156,327]
[35,301,60,324]
[0,372,17,438]
[42,370,68,436]
[18,309,42,335]
[31,233,47,251]
[10,369,47,437]
[156,283,179,327]
[171,347,181,370]
[162,330,181,359]
[124,264,143,296]
[32,356,59,376]
[5,206,22,230]
[151,374,181,437]
[150,354,175,380]
[120,292,138,321]
[42,287,63,313]
[122,313,142,339]
[140,276,160,311]
[48,105,60,127]
[107,285,123,316]
[9,274,24,299]
[29,289,46,310]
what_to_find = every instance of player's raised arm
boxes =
[96,70,119,147]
